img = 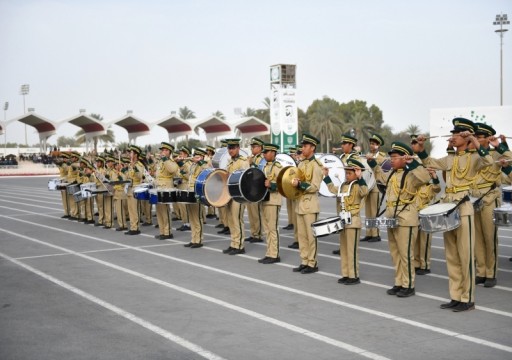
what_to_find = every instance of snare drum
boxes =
[73,191,85,203]
[311,216,344,237]
[157,188,176,204]
[318,154,344,197]
[195,168,231,207]
[502,186,512,203]
[228,168,268,203]
[48,178,63,191]
[419,203,461,233]
[174,190,197,204]
[212,148,249,169]
[149,189,158,205]
[493,204,512,226]
[133,184,152,201]
[80,182,97,198]
[66,184,80,195]
[365,217,398,229]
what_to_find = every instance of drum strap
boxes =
[377,170,396,217]
[392,169,411,219]
[471,184,496,210]
[445,195,470,217]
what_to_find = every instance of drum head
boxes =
[381,158,392,172]
[205,169,231,207]
[276,154,296,167]
[229,168,267,203]
[277,166,304,200]
[419,202,456,215]
[212,148,249,169]
[359,158,376,191]
[318,154,344,197]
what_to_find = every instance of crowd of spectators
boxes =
[0,155,18,167]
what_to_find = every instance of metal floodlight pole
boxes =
[20,84,30,145]
[493,13,510,106]
[4,101,8,156]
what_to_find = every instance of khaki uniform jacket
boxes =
[418,147,494,217]
[416,179,441,210]
[226,155,249,174]
[66,162,80,183]
[325,177,368,229]
[372,160,431,226]
[187,161,210,191]
[295,155,323,215]
[262,160,283,206]
[126,161,145,188]
[155,158,179,189]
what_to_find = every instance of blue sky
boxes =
[1,0,511,146]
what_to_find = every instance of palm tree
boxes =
[307,97,344,153]
[212,110,225,120]
[242,107,257,117]
[405,124,421,136]
[343,112,376,154]
[74,113,115,154]
[179,106,196,120]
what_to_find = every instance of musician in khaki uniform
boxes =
[217,140,230,234]
[283,147,296,230]
[222,139,250,255]
[369,142,431,298]
[140,152,155,227]
[416,118,494,312]
[66,152,81,220]
[154,142,179,240]
[246,138,265,243]
[291,134,323,274]
[102,156,116,229]
[80,159,97,224]
[324,158,369,284]
[471,124,512,287]
[258,143,283,264]
[124,145,145,235]
[93,156,106,227]
[286,147,300,249]
[363,134,386,243]
[205,145,217,220]
[113,157,129,231]
[183,148,210,248]
[176,146,192,231]
[56,152,71,218]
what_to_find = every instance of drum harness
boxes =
[337,180,357,225]
[375,168,418,220]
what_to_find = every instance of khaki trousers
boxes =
[156,203,171,236]
[61,190,69,216]
[444,215,475,303]
[364,187,380,237]
[340,228,360,279]
[187,203,203,244]
[474,198,499,279]
[414,230,431,270]
[296,213,319,267]
[227,200,246,249]
[126,189,140,231]
[114,194,127,229]
[95,193,104,224]
[387,226,417,289]
[262,205,280,258]
[103,195,114,227]
[247,202,262,239]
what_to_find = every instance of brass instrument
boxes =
[276,166,305,200]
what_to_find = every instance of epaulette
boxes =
[198,160,207,166]
[313,158,323,167]
[274,162,283,168]
[238,156,247,161]
[379,151,386,157]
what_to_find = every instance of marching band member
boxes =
[410,136,442,275]
[217,140,230,234]
[283,146,296,232]
[124,145,145,235]
[80,159,96,224]
[362,134,386,243]
[471,124,512,287]
[222,139,250,255]
[56,152,71,218]
[176,146,192,231]
[205,145,217,220]
[66,152,81,221]
[291,134,323,274]
[323,158,368,284]
[246,137,265,243]
[183,148,210,248]
[368,142,431,297]
[93,156,106,227]
[286,146,300,249]
[258,143,283,264]
[102,156,116,229]
[415,118,494,311]
[113,157,129,231]
[139,151,154,227]
[154,142,179,240]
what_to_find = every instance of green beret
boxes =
[474,123,496,137]
[180,146,191,155]
[262,143,280,152]
[369,133,384,146]
[451,118,475,134]
[193,147,207,157]
[250,137,264,146]
[226,138,241,147]
[129,145,142,155]
[388,142,413,156]
[159,142,174,151]
[340,133,357,145]
[301,133,320,146]
[345,158,365,170]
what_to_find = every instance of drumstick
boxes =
[495,159,512,163]
[423,135,452,140]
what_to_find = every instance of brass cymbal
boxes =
[277,166,305,200]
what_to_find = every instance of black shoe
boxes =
[228,248,245,255]
[206,214,215,219]
[68,217,78,221]
[396,288,415,297]
[181,225,191,231]
[452,302,475,312]
[218,227,230,234]
[85,220,95,224]
[332,249,340,255]
[293,264,308,272]
[154,224,159,228]
[124,230,140,235]
[244,237,254,242]
[176,225,184,231]
[386,285,402,295]
[282,224,294,230]
[344,278,360,285]
[116,227,127,231]
[94,212,99,216]
[103,225,112,229]
[159,234,174,240]
[301,266,319,274]
[367,236,381,243]
[172,217,180,221]
[415,268,431,275]
[215,223,225,228]
[94,222,103,227]
[223,229,231,235]
[141,222,153,227]
[288,242,299,249]
[258,257,270,263]
[484,278,497,288]
[190,243,203,248]
[222,247,234,254]
[475,276,486,285]
[183,242,193,247]
[249,237,263,243]
[337,277,348,284]
[360,236,371,242]
[440,300,460,309]
[261,257,280,264]
[61,215,70,219]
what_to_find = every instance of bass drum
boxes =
[195,168,231,207]
[212,147,249,169]
[317,154,344,197]
[258,153,296,170]
[227,168,268,203]
[359,158,376,191]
